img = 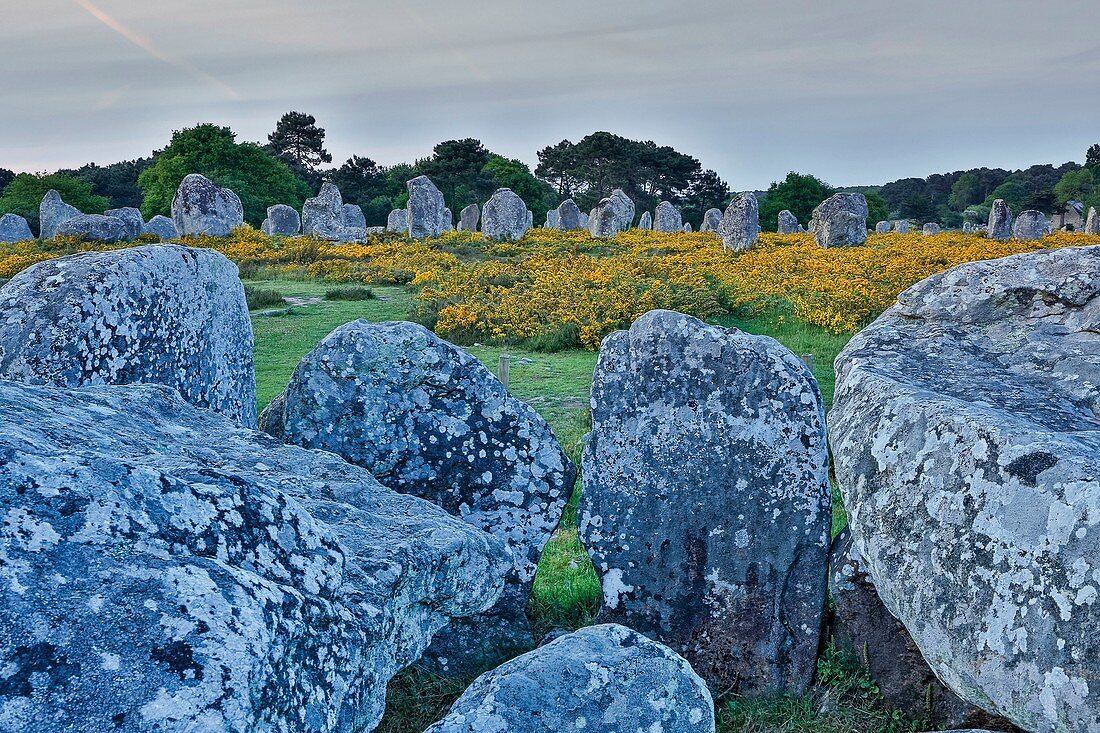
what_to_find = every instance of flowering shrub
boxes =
[1,226,1093,350]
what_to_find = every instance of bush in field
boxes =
[324,286,375,301]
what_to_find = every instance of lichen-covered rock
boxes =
[580,310,830,694]
[142,214,179,240]
[386,208,408,233]
[810,193,868,247]
[1012,210,1047,240]
[39,189,81,239]
[105,207,144,239]
[987,199,1013,241]
[682,223,692,232]
[303,183,347,240]
[588,189,635,238]
[171,173,244,237]
[543,208,559,229]
[718,192,760,251]
[701,208,722,233]
[875,220,892,233]
[0,379,507,733]
[343,203,366,229]
[893,220,910,233]
[923,222,941,235]
[653,201,682,233]
[458,203,480,232]
[1086,207,1099,235]
[481,189,530,241]
[556,199,584,231]
[525,209,533,231]
[261,204,301,236]
[56,214,133,242]
[829,246,1100,732]
[260,320,576,674]
[425,624,714,733]
[407,176,447,239]
[0,213,33,242]
[0,245,257,427]
[778,209,801,234]
[639,210,653,230]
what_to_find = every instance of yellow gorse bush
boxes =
[1,226,1094,349]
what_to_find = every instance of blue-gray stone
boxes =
[1013,210,1047,240]
[459,203,480,232]
[56,214,132,242]
[481,189,529,241]
[810,193,868,247]
[171,174,244,237]
[778,209,801,234]
[718,192,760,251]
[701,207,722,233]
[987,199,1013,241]
[654,202,684,233]
[261,204,301,237]
[0,213,33,242]
[141,214,179,240]
[556,199,584,231]
[39,189,81,239]
[105,207,144,240]
[407,176,447,239]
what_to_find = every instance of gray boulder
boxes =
[343,203,366,229]
[261,204,301,236]
[987,199,1013,241]
[778,209,801,234]
[922,222,941,235]
[557,199,584,230]
[481,188,530,241]
[718,192,761,251]
[829,246,1100,732]
[425,624,714,733]
[543,208,559,229]
[810,193,868,247]
[171,173,244,237]
[105,207,144,239]
[1086,206,1099,235]
[142,214,179,240]
[0,378,506,733]
[701,207,722,233]
[458,203,480,232]
[682,222,692,232]
[653,201,682,233]
[589,189,635,238]
[875,220,892,233]
[259,320,576,675]
[303,183,348,240]
[1012,210,1047,240]
[525,209,533,231]
[387,208,408,233]
[0,245,257,427]
[407,176,447,239]
[639,210,653,230]
[56,214,133,242]
[580,310,830,694]
[39,189,81,239]
[893,219,910,233]
[0,213,33,242]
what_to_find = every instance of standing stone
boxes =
[922,223,941,236]
[0,245,258,427]
[259,321,576,675]
[875,220,892,233]
[778,209,801,234]
[0,213,33,242]
[525,209,533,232]
[962,222,974,233]
[39,189,81,239]
[682,223,692,232]
[261,204,301,236]
[303,182,347,240]
[987,199,1013,241]
[458,203,480,232]
[442,207,455,232]
[425,625,714,733]
[104,207,144,239]
[580,310,830,694]
[653,201,682,233]
[557,199,584,231]
[343,203,367,229]
[56,214,133,242]
[718,192,761,251]
[893,220,910,234]
[1012,210,1047,240]
[639,211,653,230]
[171,173,244,237]
[809,193,868,248]
[407,176,447,239]
[1086,206,1099,234]
[141,214,178,240]
[0,378,507,733]
[543,208,559,229]
[701,208,722,232]
[829,246,1100,732]
[481,188,530,241]
[387,208,408,233]
[590,189,636,237]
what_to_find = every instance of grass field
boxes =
[242,279,909,733]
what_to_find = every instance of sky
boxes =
[1,0,1098,190]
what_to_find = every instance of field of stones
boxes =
[1,173,1098,733]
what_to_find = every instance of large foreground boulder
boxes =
[0,213,33,242]
[718,192,760,251]
[0,379,506,733]
[653,201,682,232]
[987,199,1013,241]
[829,246,1100,732]
[481,188,530,241]
[0,245,257,427]
[425,624,714,733]
[171,173,244,236]
[56,214,133,242]
[407,176,447,239]
[260,320,576,675]
[810,193,868,247]
[580,310,831,694]
[39,189,81,239]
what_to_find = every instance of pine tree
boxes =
[267,112,332,173]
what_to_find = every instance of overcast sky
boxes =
[1,0,1098,189]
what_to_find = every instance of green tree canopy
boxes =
[1053,168,1095,207]
[483,155,557,217]
[418,139,497,212]
[759,172,834,232]
[982,177,1030,212]
[0,168,15,195]
[680,169,730,228]
[138,124,311,226]
[864,191,890,225]
[267,111,331,189]
[59,158,154,209]
[0,173,110,235]
[330,155,390,225]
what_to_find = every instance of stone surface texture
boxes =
[810,193,868,248]
[407,176,447,239]
[39,189,81,240]
[481,189,530,241]
[171,174,244,237]
[718,193,761,251]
